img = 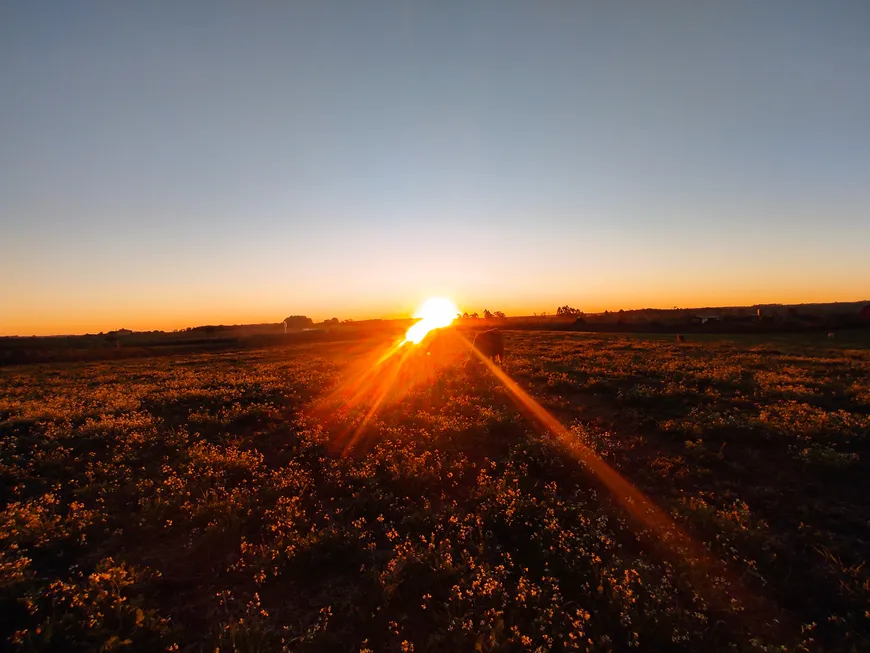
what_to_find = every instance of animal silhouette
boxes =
[471,328,505,366]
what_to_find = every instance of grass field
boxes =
[1,330,869,652]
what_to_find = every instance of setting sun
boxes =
[403,297,460,344]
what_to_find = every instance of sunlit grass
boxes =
[1,332,868,650]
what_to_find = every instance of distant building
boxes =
[692,314,721,325]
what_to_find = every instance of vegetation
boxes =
[461,311,506,321]
[1,331,869,651]
[283,316,315,331]
[567,303,870,334]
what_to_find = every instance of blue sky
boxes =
[2,1,869,334]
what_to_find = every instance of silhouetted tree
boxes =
[493,311,506,319]
[283,315,314,332]
[470,312,480,319]
[483,309,493,320]
[556,305,583,317]
[462,312,470,320]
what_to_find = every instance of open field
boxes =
[1,330,869,651]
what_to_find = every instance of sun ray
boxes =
[458,332,782,625]
[340,344,415,455]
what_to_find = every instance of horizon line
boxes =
[4,297,869,339]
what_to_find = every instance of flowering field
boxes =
[1,331,869,652]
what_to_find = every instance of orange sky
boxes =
[4,278,868,337]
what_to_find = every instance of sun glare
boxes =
[404,297,459,344]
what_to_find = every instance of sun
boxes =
[404,297,460,344]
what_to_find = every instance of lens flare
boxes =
[404,297,459,344]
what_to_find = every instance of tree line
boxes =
[460,310,506,320]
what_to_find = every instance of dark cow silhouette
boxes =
[471,328,505,366]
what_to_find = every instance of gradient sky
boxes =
[2,1,869,335]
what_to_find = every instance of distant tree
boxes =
[470,312,480,319]
[556,305,583,317]
[323,317,340,325]
[462,312,470,320]
[483,309,493,320]
[493,311,506,319]
[283,315,314,332]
